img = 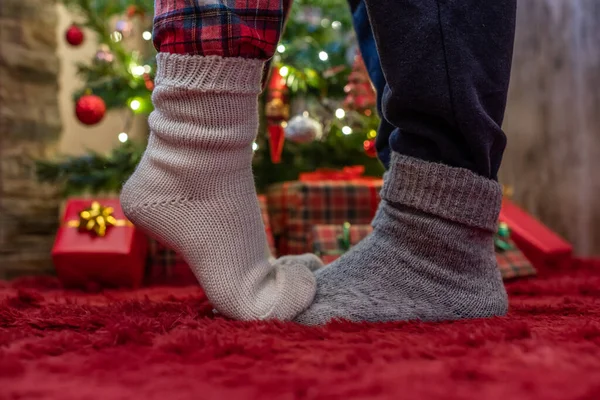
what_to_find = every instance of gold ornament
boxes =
[67,201,130,237]
[265,98,290,120]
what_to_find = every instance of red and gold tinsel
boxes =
[265,67,290,164]
[344,53,376,112]
[363,139,377,158]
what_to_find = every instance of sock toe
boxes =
[263,262,317,320]
[275,254,325,273]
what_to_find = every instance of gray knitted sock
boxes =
[295,153,508,325]
[121,53,319,321]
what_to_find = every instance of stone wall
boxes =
[0,0,61,278]
[501,0,600,256]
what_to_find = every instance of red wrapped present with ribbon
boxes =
[267,169,383,256]
[51,198,147,289]
[499,199,573,271]
[298,166,373,182]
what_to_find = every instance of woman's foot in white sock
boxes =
[121,54,319,321]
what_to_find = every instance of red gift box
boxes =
[52,198,147,289]
[145,240,197,286]
[267,176,382,256]
[298,166,374,182]
[499,199,573,271]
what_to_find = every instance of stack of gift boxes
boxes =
[51,167,573,288]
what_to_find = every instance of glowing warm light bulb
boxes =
[252,142,259,151]
[319,51,329,61]
[335,108,346,119]
[130,100,141,111]
[131,65,145,77]
[342,126,353,135]
[118,132,129,143]
[279,66,289,77]
[142,31,152,41]
[277,44,286,53]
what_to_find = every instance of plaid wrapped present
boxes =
[267,169,383,256]
[146,195,276,285]
[312,223,373,264]
[312,222,537,281]
[494,222,537,280]
[145,240,196,286]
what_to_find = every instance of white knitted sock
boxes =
[121,54,318,321]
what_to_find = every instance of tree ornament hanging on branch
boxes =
[115,20,133,38]
[363,139,377,158]
[344,52,376,113]
[143,73,155,91]
[285,115,323,144]
[265,67,290,164]
[65,24,84,47]
[127,5,146,19]
[75,94,106,126]
[94,45,114,65]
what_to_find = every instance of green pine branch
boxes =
[61,0,155,112]
[36,142,144,197]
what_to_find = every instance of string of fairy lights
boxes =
[274,36,355,139]
[108,27,152,144]
[106,14,363,147]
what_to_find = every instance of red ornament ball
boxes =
[126,5,144,18]
[143,73,155,91]
[75,95,106,126]
[65,24,85,46]
[363,139,377,158]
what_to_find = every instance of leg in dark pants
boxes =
[348,0,394,168]
[349,0,516,179]
[296,0,517,325]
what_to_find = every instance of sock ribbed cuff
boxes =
[155,53,265,94]
[381,153,502,231]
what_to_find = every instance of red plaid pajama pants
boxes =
[154,0,292,59]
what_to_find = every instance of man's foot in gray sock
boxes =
[295,154,508,325]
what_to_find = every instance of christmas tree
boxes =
[62,0,155,116]
[38,0,384,196]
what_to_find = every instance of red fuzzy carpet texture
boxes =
[1,261,600,400]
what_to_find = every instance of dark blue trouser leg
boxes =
[348,0,394,169]
[349,0,517,179]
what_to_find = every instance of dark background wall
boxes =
[501,0,600,256]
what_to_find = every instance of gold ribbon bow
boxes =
[67,201,131,237]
